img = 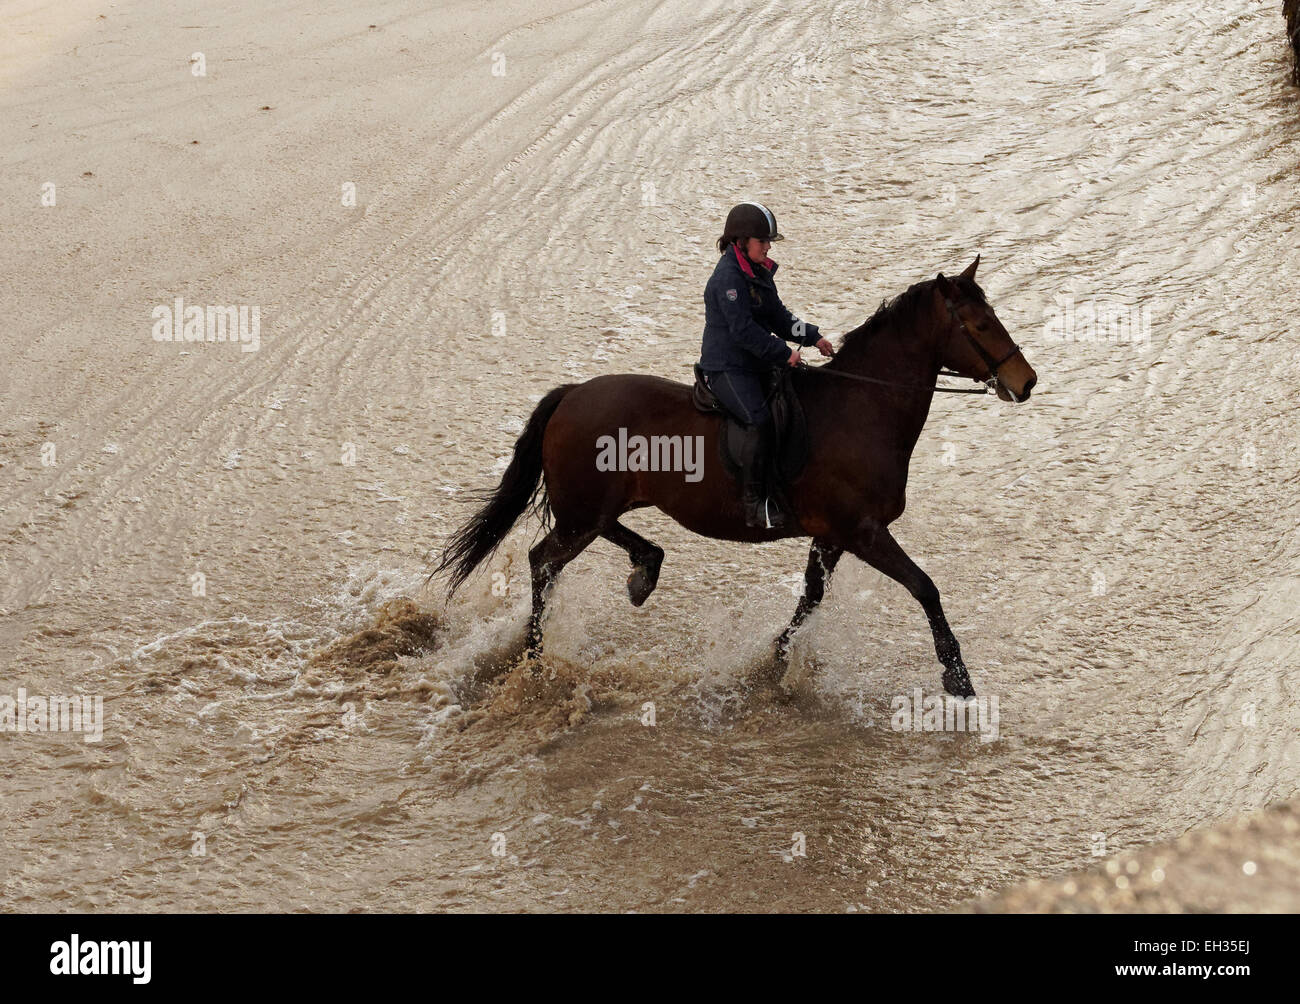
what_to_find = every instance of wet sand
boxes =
[2,0,1298,912]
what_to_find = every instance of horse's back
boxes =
[576,372,691,396]
[556,372,694,420]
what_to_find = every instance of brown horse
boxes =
[434,256,1036,698]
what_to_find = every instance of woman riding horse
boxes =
[434,251,1037,699]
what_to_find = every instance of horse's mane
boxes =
[838,274,987,351]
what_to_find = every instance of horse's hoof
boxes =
[942,666,976,699]
[627,569,651,607]
[626,558,661,607]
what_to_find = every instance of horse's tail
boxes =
[431,383,577,598]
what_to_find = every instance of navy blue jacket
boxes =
[699,245,821,373]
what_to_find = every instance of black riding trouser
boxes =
[702,369,771,429]
[703,369,773,496]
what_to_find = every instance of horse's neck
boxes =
[829,318,940,452]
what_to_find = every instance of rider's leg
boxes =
[708,370,785,529]
[735,419,780,528]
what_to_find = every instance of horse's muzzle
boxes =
[995,374,1035,403]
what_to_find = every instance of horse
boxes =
[433,256,1036,698]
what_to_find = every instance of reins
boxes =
[798,363,992,394]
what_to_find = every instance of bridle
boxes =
[804,290,1023,398]
[942,293,1024,401]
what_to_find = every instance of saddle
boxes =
[691,363,810,488]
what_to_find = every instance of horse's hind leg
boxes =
[602,521,664,607]
[776,538,843,663]
[526,522,600,656]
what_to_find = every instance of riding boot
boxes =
[738,423,786,529]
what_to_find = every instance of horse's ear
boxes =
[960,255,980,280]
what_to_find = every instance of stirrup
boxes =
[765,497,788,529]
[746,495,786,529]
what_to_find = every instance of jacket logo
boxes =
[725,288,738,301]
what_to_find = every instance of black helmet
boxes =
[719,201,784,252]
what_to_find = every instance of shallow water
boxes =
[2,0,1297,911]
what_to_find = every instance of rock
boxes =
[970,799,1300,913]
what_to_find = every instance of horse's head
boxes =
[934,256,1036,402]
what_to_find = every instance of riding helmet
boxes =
[721,202,784,247]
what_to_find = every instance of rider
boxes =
[699,202,834,528]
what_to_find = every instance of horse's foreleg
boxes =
[526,524,600,656]
[851,524,975,698]
[602,521,664,607]
[775,538,843,662]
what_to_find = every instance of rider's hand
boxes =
[815,337,835,357]
[787,347,801,367]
